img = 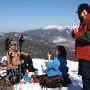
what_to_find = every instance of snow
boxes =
[44,25,63,30]
[43,25,78,31]
[0,57,83,90]
[53,37,67,43]
[0,56,7,63]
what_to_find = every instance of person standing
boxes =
[6,40,37,84]
[6,40,37,72]
[72,3,90,90]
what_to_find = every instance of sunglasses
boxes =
[10,44,16,46]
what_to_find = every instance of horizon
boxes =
[0,0,89,32]
[0,25,78,33]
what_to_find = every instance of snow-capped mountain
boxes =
[44,25,64,30]
[43,25,78,30]
[0,32,5,35]
[22,25,77,49]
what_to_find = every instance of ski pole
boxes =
[19,35,25,82]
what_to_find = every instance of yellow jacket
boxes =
[6,50,28,70]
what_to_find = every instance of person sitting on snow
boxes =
[47,45,71,86]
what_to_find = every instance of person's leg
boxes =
[81,60,90,90]
[63,77,71,86]
[82,78,90,90]
[78,59,83,75]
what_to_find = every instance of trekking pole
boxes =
[5,38,15,83]
[19,35,25,82]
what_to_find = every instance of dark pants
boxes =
[7,69,23,85]
[82,78,90,90]
[78,59,90,90]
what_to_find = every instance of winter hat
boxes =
[9,40,17,45]
[76,3,90,14]
[56,45,67,58]
[56,45,66,53]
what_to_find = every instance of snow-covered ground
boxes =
[0,57,83,90]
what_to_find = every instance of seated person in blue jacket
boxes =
[47,45,71,86]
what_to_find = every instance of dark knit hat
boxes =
[76,3,90,13]
[56,45,67,58]
[56,45,66,53]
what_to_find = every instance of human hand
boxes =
[21,60,24,64]
[7,64,13,69]
[73,28,79,33]
[0,67,3,70]
[48,53,52,61]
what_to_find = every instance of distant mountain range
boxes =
[0,32,5,35]
[0,25,78,60]
[22,25,77,49]
[22,25,77,42]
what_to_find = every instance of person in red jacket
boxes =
[72,3,90,90]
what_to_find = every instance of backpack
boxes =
[79,20,90,45]
[79,30,90,45]
[31,74,64,89]
[40,75,64,88]
[20,54,37,72]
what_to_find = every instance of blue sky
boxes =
[0,0,90,32]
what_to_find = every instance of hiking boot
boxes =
[63,77,72,86]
